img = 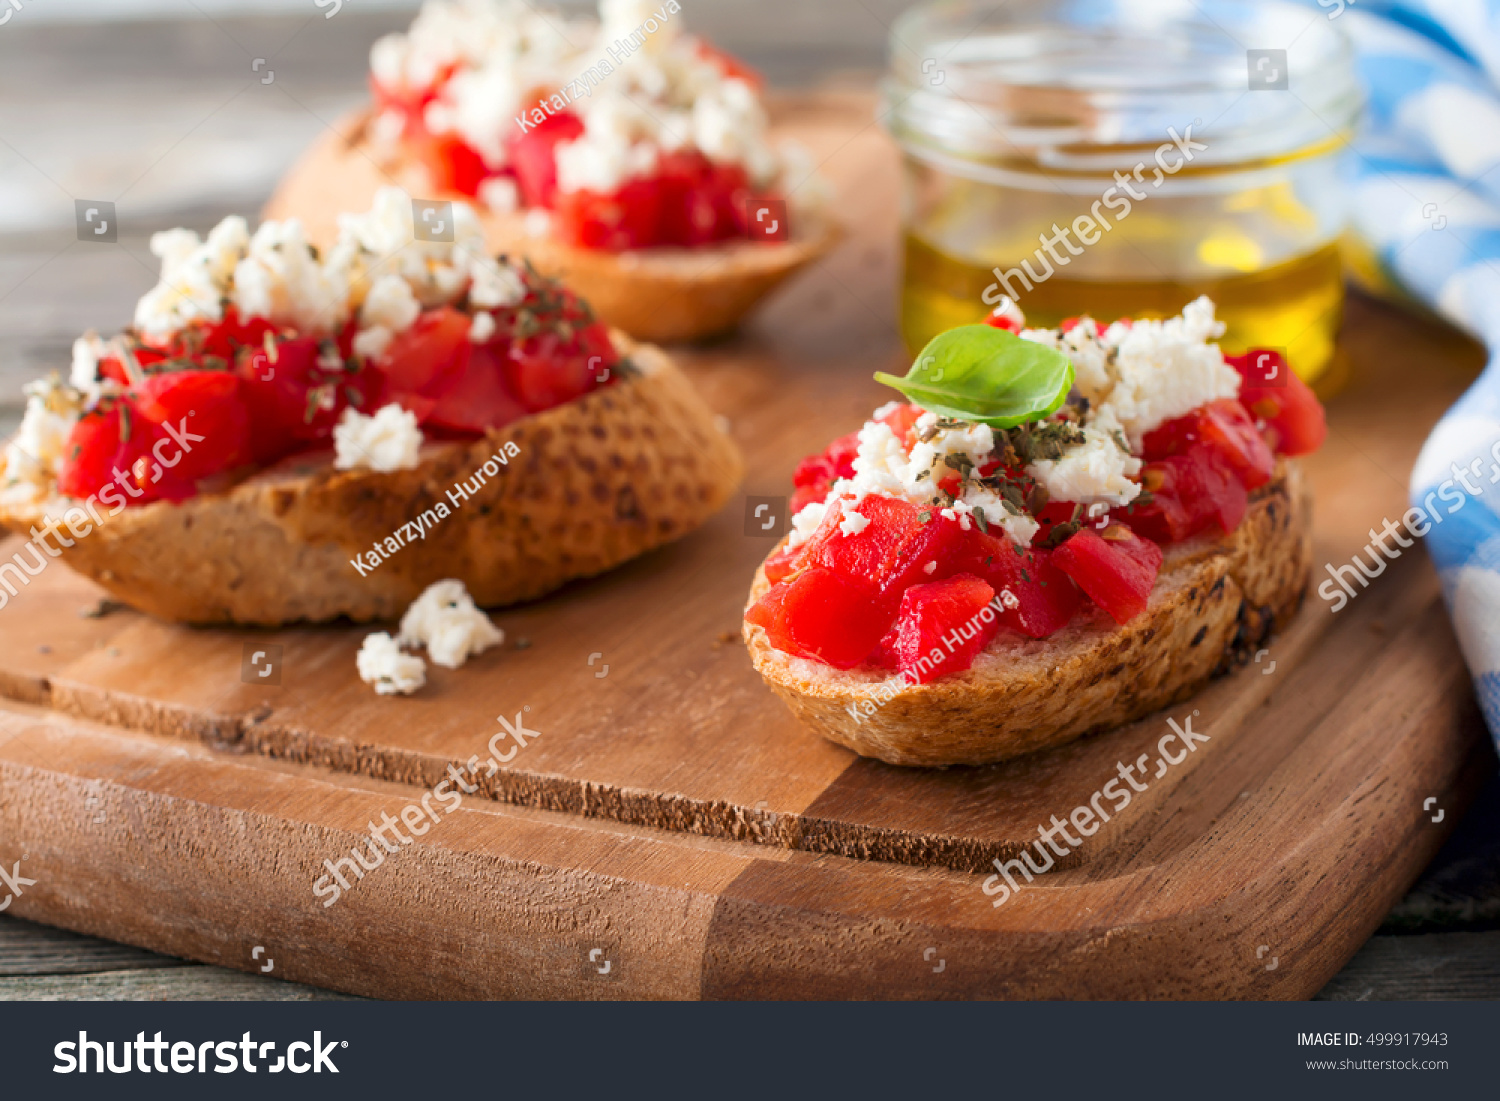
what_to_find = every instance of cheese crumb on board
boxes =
[357,632,427,696]
[397,579,504,669]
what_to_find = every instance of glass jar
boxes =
[883,0,1363,384]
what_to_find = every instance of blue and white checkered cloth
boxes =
[1329,1,1500,748]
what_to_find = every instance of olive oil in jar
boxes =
[901,234,1345,383]
[882,0,1362,388]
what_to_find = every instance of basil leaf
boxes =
[874,325,1074,428]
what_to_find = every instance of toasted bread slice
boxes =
[263,110,839,344]
[743,459,1312,767]
[0,339,741,626]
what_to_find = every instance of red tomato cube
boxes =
[1051,525,1163,625]
[1226,349,1327,456]
[891,574,1000,683]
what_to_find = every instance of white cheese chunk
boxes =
[466,253,525,310]
[333,403,423,473]
[1026,411,1142,508]
[360,273,422,334]
[357,632,427,696]
[1093,296,1241,446]
[133,216,249,343]
[2,377,81,501]
[838,508,870,537]
[69,332,108,391]
[468,311,497,342]
[397,579,504,669]
[231,217,350,337]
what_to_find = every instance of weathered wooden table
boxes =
[1,7,1497,1001]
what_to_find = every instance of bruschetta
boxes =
[0,187,741,625]
[264,0,838,343]
[742,298,1324,767]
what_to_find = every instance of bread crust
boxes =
[262,110,840,344]
[0,340,742,626]
[743,460,1312,767]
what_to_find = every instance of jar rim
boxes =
[883,0,1363,169]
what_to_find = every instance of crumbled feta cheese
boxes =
[2,376,81,501]
[923,561,937,575]
[353,326,394,362]
[466,253,525,310]
[70,332,108,390]
[360,273,422,334]
[327,186,487,309]
[231,217,350,337]
[601,0,680,57]
[333,403,423,473]
[830,410,1046,546]
[397,579,504,669]
[1026,409,1142,508]
[692,77,777,185]
[959,485,1042,547]
[838,508,870,537]
[357,632,427,696]
[1091,296,1240,446]
[133,216,249,343]
[905,414,994,488]
[469,311,497,342]
[556,94,662,194]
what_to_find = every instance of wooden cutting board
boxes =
[0,95,1492,999]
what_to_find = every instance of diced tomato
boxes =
[876,402,923,443]
[505,111,585,209]
[55,399,191,504]
[805,496,965,600]
[377,307,471,400]
[763,541,804,585]
[415,131,491,198]
[655,150,749,246]
[237,336,372,461]
[1127,445,1247,543]
[984,313,1021,334]
[554,149,753,251]
[1143,398,1274,490]
[789,431,860,510]
[954,530,1081,639]
[131,370,251,480]
[825,432,860,479]
[504,319,614,413]
[97,356,132,386]
[1052,524,1162,625]
[937,470,963,498]
[891,574,1000,683]
[1226,349,1327,456]
[554,176,664,251]
[746,567,893,669]
[423,342,528,435]
[1060,316,1081,333]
